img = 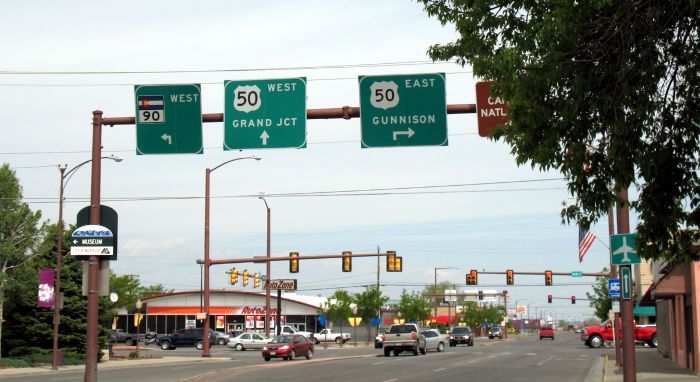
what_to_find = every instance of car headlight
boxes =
[449,336,454,339]
[280,345,289,350]
[262,346,268,351]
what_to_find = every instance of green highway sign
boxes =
[359,73,447,148]
[224,78,307,150]
[134,84,203,155]
[610,233,641,265]
[620,266,632,300]
[570,271,584,277]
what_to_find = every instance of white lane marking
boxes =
[434,368,446,372]
[537,355,556,367]
[526,352,537,356]
[382,379,399,382]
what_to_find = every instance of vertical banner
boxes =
[216,315,225,329]
[245,316,254,329]
[255,315,264,329]
[37,269,55,308]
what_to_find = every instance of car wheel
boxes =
[469,340,474,347]
[384,348,391,357]
[195,340,204,350]
[289,350,296,360]
[160,341,171,350]
[394,350,400,356]
[126,339,135,346]
[218,338,227,345]
[335,337,343,345]
[315,338,320,345]
[413,345,419,356]
[235,343,243,351]
[437,342,445,352]
[420,346,426,355]
[648,334,658,348]
[306,349,313,360]
[539,336,543,340]
[589,335,603,348]
[264,357,270,362]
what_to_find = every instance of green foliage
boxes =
[395,289,431,322]
[128,351,140,359]
[319,290,353,336]
[458,301,506,330]
[0,357,31,368]
[586,267,612,322]
[418,1,700,263]
[353,285,389,341]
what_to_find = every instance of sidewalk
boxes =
[602,347,699,381]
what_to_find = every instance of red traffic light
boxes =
[506,269,514,285]
[547,294,552,303]
[544,270,553,286]
[571,296,576,304]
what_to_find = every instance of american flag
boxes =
[579,227,596,263]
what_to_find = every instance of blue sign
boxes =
[608,278,621,299]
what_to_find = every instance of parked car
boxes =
[157,328,214,350]
[109,329,139,346]
[448,326,474,347]
[539,326,555,340]
[311,328,351,344]
[375,327,388,349]
[488,327,504,339]
[262,334,314,361]
[580,320,656,348]
[420,329,447,352]
[213,330,231,345]
[228,332,271,351]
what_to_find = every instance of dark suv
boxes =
[157,328,214,350]
[449,326,474,347]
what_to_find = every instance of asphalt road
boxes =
[0,333,606,382]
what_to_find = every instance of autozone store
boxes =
[116,290,322,335]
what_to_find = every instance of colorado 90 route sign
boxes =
[134,84,203,155]
[359,73,447,148]
[224,78,307,150]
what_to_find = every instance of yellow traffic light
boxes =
[467,269,478,285]
[243,270,249,287]
[342,251,352,272]
[545,270,553,286]
[254,272,261,288]
[289,252,299,273]
[506,269,514,285]
[394,256,402,272]
[230,267,238,285]
[386,251,396,272]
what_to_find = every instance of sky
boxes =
[0,1,631,322]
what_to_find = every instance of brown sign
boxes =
[265,279,297,291]
[475,81,509,137]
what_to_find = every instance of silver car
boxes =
[227,332,271,351]
[420,329,447,352]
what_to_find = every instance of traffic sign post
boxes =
[608,278,621,299]
[134,84,203,155]
[610,233,641,265]
[224,78,307,150]
[359,73,447,148]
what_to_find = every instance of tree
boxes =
[353,285,389,342]
[395,290,431,322]
[418,1,700,263]
[0,164,44,357]
[458,301,505,335]
[319,290,353,340]
[587,267,612,322]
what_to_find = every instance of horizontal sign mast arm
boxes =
[207,252,390,266]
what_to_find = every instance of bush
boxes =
[0,358,31,368]
[128,351,140,359]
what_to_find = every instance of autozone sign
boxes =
[265,279,297,291]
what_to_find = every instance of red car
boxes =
[539,326,555,340]
[262,334,314,361]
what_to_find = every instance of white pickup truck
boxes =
[279,325,314,338]
[312,328,351,344]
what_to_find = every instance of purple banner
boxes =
[37,269,55,308]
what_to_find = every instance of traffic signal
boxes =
[229,267,238,285]
[254,272,261,288]
[544,270,553,286]
[571,296,576,304]
[466,269,478,285]
[342,251,352,272]
[394,256,402,272]
[478,290,484,301]
[289,252,299,273]
[242,270,249,287]
[547,294,552,303]
[506,269,514,285]
[386,251,396,272]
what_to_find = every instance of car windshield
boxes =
[389,325,416,334]
[272,335,294,343]
[452,327,468,334]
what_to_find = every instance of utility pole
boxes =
[617,188,636,382]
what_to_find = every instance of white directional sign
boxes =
[621,267,633,300]
[70,225,114,256]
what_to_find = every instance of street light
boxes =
[258,194,271,337]
[202,156,260,357]
[434,267,458,328]
[52,155,121,370]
